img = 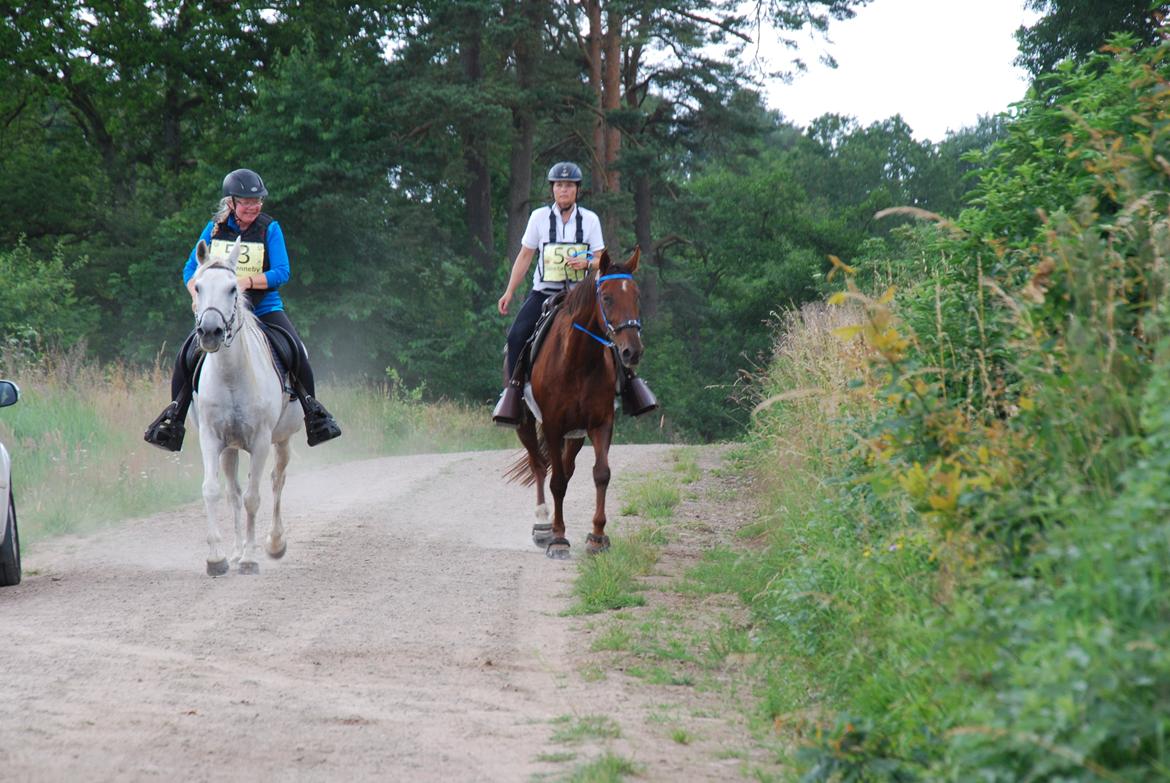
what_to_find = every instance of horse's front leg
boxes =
[545,429,571,560]
[199,432,229,577]
[238,439,272,575]
[266,438,291,560]
[220,448,243,564]
[586,421,614,554]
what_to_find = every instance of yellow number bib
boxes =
[210,238,265,279]
[542,243,589,283]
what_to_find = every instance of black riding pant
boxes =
[505,289,552,382]
[170,309,316,401]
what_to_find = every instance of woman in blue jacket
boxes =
[144,168,341,451]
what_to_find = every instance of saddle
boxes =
[513,290,567,386]
[187,324,302,400]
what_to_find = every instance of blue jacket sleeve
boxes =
[182,222,216,284]
[264,221,291,289]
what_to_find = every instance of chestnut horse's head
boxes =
[594,247,643,369]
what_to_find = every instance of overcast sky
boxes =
[751,0,1042,141]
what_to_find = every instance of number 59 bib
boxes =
[542,243,589,283]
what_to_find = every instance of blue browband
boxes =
[572,272,641,347]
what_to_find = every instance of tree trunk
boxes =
[633,172,657,318]
[506,0,541,262]
[460,24,495,280]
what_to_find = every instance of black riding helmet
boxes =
[222,168,268,199]
[546,162,583,183]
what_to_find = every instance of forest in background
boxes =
[0,0,1019,440]
[3,1,1170,779]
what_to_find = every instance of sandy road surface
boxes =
[0,444,753,782]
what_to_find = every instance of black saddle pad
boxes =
[524,291,568,380]
[187,324,300,395]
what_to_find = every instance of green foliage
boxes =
[732,39,1170,782]
[0,242,97,352]
[1016,1,1164,77]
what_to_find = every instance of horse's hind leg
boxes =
[220,448,244,564]
[266,439,291,559]
[586,422,614,554]
[545,430,572,560]
[238,440,271,575]
[517,418,552,545]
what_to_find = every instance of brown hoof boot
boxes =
[492,385,523,427]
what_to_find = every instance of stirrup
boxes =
[144,402,186,452]
[621,376,659,417]
[303,397,342,446]
[492,385,523,428]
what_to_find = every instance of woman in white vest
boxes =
[493,162,656,425]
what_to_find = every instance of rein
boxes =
[572,272,641,348]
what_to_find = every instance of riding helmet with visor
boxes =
[546,162,583,183]
[222,168,268,199]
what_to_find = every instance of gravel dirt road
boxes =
[0,444,764,782]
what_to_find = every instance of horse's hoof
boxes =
[545,538,571,560]
[532,523,554,547]
[266,539,287,560]
[206,558,230,577]
[585,533,611,554]
[238,561,260,575]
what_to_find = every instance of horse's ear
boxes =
[196,240,210,266]
[625,246,641,275]
[225,237,242,272]
[598,249,612,275]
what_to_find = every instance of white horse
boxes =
[190,238,302,576]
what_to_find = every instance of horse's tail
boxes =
[503,423,549,486]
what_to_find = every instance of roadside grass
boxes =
[0,351,514,546]
[561,752,641,782]
[549,714,622,744]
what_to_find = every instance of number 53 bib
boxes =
[210,238,266,278]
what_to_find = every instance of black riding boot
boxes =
[144,389,192,452]
[621,370,658,417]
[145,332,198,452]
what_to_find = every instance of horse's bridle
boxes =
[195,268,241,348]
[572,272,642,348]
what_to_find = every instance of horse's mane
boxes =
[561,262,633,317]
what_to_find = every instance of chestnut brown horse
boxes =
[506,247,645,559]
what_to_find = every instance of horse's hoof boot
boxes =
[206,558,229,577]
[586,533,611,554]
[238,561,260,575]
[545,537,572,560]
[532,523,554,547]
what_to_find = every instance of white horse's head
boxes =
[193,238,242,353]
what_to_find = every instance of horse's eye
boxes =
[194,284,201,294]
[230,286,237,295]
[602,295,614,307]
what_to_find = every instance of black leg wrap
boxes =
[302,396,342,446]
